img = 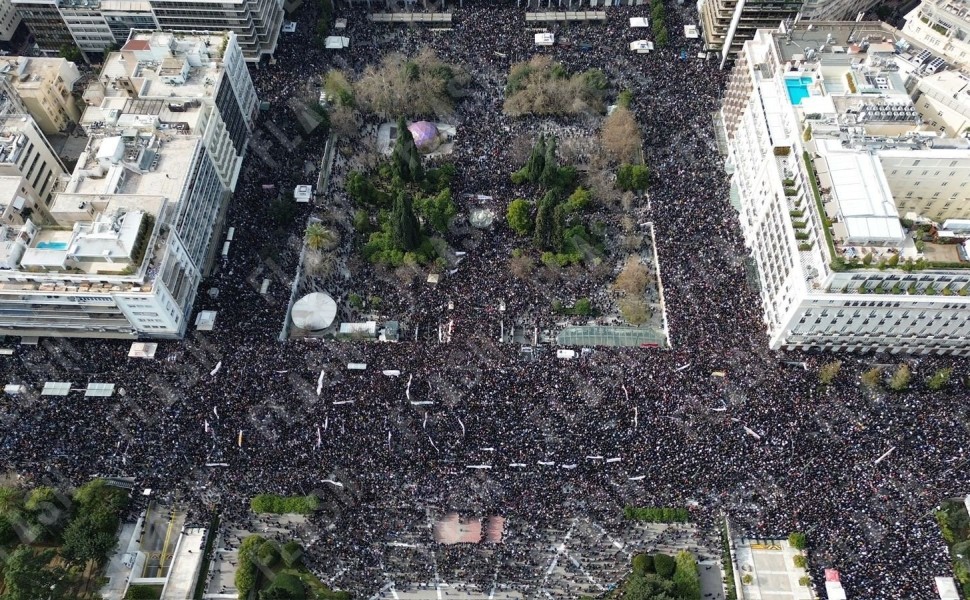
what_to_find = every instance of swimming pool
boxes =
[36,241,68,250]
[785,76,814,105]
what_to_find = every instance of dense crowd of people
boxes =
[1,1,968,598]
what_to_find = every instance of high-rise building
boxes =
[699,0,883,66]
[11,0,281,61]
[721,22,970,355]
[0,56,81,135]
[0,31,256,339]
[699,0,803,66]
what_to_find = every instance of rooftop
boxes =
[84,30,227,120]
[0,56,78,91]
[0,115,39,166]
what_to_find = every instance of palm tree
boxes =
[305,223,337,251]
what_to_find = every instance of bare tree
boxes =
[613,256,651,296]
[601,107,642,163]
[510,253,535,280]
[329,104,361,139]
[354,50,468,119]
[619,297,650,325]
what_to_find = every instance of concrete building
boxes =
[10,0,74,55]
[699,0,803,66]
[721,22,970,354]
[910,69,970,137]
[12,0,282,60]
[0,113,67,207]
[0,56,81,134]
[0,0,31,54]
[0,30,256,339]
[149,0,284,62]
[902,0,970,69]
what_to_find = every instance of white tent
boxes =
[324,36,350,49]
[630,40,654,53]
[684,24,699,38]
[630,17,649,27]
[535,33,555,46]
[128,342,158,359]
[294,185,313,203]
[196,310,217,331]
[291,292,338,331]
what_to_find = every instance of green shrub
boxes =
[632,553,653,574]
[250,494,319,515]
[258,540,280,568]
[793,555,807,568]
[623,506,690,523]
[654,553,675,578]
[788,532,807,550]
[799,575,812,587]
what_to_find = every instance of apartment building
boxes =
[0,113,67,207]
[12,0,281,60]
[721,23,970,354]
[902,0,970,69]
[0,56,81,134]
[0,30,256,339]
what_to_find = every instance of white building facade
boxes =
[0,31,256,339]
[722,25,970,355]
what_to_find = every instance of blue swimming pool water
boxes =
[36,241,67,250]
[785,76,813,105]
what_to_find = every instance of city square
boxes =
[0,1,968,599]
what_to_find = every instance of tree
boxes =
[305,223,337,251]
[392,117,423,182]
[24,487,57,512]
[672,551,701,600]
[415,188,456,232]
[257,539,281,568]
[889,364,911,391]
[533,191,559,251]
[281,540,303,568]
[323,69,354,107]
[928,367,953,390]
[617,164,649,191]
[788,532,807,550]
[653,553,676,578]
[59,44,82,63]
[614,256,651,295]
[354,50,468,118]
[3,546,58,600]
[655,26,669,47]
[61,507,119,564]
[623,572,677,600]
[619,297,650,325]
[392,193,421,252]
[818,361,842,385]
[540,136,559,187]
[601,107,642,163]
[0,486,22,516]
[260,572,306,600]
[525,135,546,183]
[507,199,533,235]
[632,553,654,574]
[564,187,591,213]
[236,535,265,599]
[346,171,378,206]
[861,367,882,389]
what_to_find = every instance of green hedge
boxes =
[250,494,319,514]
[623,506,690,523]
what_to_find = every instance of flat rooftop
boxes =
[68,135,197,199]
[774,22,901,63]
[815,138,904,244]
[99,31,227,102]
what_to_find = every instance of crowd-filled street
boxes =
[1,2,968,598]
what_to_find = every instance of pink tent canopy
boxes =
[408,121,439,151]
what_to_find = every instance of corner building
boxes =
[0,30,256,339]
[721,22,970,355]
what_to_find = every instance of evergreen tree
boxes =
[526,134,546,183]
[392,192,421,251]
[551,203,567,253]
[392,117,423,182]
[540,136,559,187]
[533,190,559,250]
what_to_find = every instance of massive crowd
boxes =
[0,1,968,598]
